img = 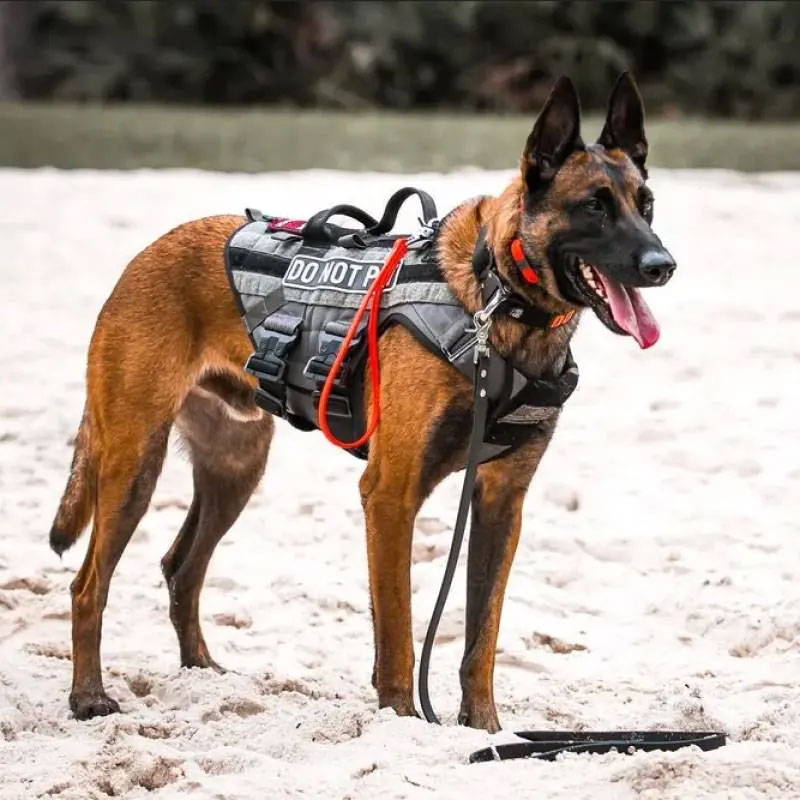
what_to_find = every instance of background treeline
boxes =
[2,0,798,119]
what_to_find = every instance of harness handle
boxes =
[302,188,438,246]
[367,187,438,235]
[302,204,379,244]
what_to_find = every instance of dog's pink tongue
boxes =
[595,271,660,349]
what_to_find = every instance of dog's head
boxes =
[514,73,675,348]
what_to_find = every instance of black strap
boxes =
[418,346,490,725]
[504,348,579,412]
[302,204,379,244]
[368,187,438,235]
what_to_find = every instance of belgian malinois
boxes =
[50,73,674,731]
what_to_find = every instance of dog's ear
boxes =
[598,72,648,174]
[522,76,583,190]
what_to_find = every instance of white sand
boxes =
[1,167,799,799]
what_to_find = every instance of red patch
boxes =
[269,218,306,233]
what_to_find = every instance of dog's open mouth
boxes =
[571,258,660,349]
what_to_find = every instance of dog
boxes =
[50,73,674,731]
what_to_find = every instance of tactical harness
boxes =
[224,187,579,464]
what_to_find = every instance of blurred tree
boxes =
[1,0,797,118]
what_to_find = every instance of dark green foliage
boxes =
[2,0,798,119]
[2,102,798,172]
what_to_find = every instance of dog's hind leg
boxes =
[164,378,273,671]
[69,420,170,720]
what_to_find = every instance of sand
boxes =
[1,167,799,799]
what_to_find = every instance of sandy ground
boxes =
[1,167,799,799]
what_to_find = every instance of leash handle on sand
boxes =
[418,313,493,724]
[469,731,727,763]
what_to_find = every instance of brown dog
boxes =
[50,74,674,731]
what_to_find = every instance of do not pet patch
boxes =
[283,254,402,294]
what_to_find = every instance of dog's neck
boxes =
[437,178,579,376]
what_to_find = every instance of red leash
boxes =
[318,237,409,448]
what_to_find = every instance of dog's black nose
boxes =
[637,248,676,285]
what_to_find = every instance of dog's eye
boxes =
[638,190,654,222]
[583,197,605,214]
[582,187,613,217]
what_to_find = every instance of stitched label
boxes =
[283,255,402,294]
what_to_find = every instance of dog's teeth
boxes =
[578,260,610,303]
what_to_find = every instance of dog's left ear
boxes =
[522,76,584,191]
[598,72,648,174]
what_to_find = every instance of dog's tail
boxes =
[50,408,96,555]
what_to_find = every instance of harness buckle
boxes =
[245,352,287,382]
[245,313,303,418]
[303,319,364,385]
[407,217,440,248]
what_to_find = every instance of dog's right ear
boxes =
[522,76,583,191]
[598,72,648,175]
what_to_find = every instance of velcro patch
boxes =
[269,218,306,234]
[283,255,400,294]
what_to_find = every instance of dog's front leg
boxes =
[459,437,551,732]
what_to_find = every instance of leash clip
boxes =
[473,320,491,364]
[448,286,504,365]
[471,288,504,363]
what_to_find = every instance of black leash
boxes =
[416,236,727,763]
[418,305,495,724]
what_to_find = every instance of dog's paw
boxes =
[458,702,501,733]
[182,654,227,674]
[70,691,121,720]
[377,689,417,718]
